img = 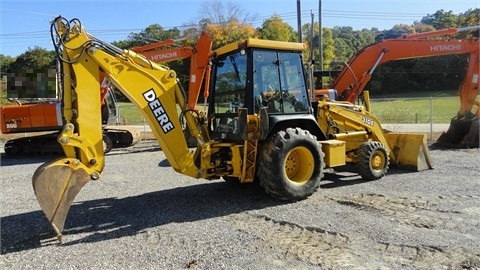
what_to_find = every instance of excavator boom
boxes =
[33,17,203,241]
[327,38,479,103]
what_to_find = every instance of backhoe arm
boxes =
[32,16,202,241]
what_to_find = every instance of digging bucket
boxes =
[384,132,433,171]
[32,158,92,243]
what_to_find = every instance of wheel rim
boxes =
[371,150,386,172]
[284,146,314,184]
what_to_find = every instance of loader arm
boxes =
[317,99,432,171]
[32,17,204,241]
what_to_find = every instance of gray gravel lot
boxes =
[1,140,480,269]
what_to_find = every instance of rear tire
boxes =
[257,128,324,201]
[355,141,389,181]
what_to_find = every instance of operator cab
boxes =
[208,39,311,141]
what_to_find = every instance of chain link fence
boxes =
[369,96,463,141]
[114,96,469,141]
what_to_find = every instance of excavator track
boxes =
[3,127,142,157]
[4,132,63,156]
[103,127,142,148]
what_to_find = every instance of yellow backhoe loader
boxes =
[32,16,432,242]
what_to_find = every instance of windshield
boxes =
[253,50,309,114]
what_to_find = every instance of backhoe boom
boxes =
[33,17,204,241]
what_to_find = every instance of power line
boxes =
[0,9,433,40]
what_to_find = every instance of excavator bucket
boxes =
[32,158,91,243]
[436,116,479,148]
[384,132,433,171]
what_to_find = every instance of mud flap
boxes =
[384,133,433,171]
[436,116,479,148]
[32,158,92,243]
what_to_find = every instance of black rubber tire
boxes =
[257,127,324,201]
[103,133,114,153]
[355,141,389,181]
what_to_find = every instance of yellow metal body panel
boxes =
[321,140,346,167]
[214,38,306,57]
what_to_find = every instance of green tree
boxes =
[331,26,356,61]
[421,9,458,29]
[8,47,55,70]
[256,15,296,41]
[331,26,379,61]
[457,8,480,38]
[321,28,335,70]
[112,24,181,49]
[0,54,15,75]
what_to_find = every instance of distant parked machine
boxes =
[0,70,140,155]
[314,26,480,148]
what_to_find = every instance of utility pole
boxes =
[319,0,323,71]
[297,0,302,42]
[309,11,315,96]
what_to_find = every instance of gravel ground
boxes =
[1,140,480,269]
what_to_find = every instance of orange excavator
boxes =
[130,31,213,111]
[0,71,134,155]
[314,26,479,148]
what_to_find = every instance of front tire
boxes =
[355,141,389,181]
[257,128,324,201]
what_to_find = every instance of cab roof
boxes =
[213,38,306,57]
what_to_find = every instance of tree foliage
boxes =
[8,47,55,70]
[112,24,181,49]
[0,54,15,76]
[421,9,458,29]
[256,15,296,42]
[206,20,256,49]
[321,28,335,70]
[3,5,478,97]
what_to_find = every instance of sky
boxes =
[0,0,478,57]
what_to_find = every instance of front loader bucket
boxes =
[436,116,479,148]
[385,133,433,171]
[32,158,91,243]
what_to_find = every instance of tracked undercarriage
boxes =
[3,127,141,156]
